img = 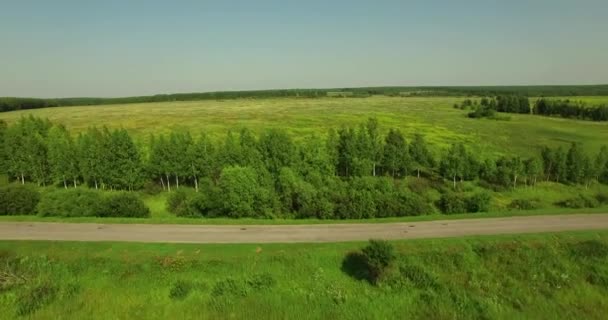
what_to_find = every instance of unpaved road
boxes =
[1,214,608,244]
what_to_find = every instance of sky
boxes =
[1,0,607,98]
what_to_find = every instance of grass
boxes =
[1,231,608,319]
[1,96,608,157]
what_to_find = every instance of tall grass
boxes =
[1,232,608,319]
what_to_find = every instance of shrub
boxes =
[465,192,492,213]
[37,188,103,217]
[508,198,542,210]
[142,181,163,195]
[596,192,608,205]
[400,264,441,290]
[97,192,150,218]
[246,273,276,291]
[556,195,599,209]
[0,184,40,215]
[211,278,248,297]
[399,191,434,216]
[438,192,467,214]
[361,239,396,284]
[16,283,58,316]
[169,280,193,300]
[167,189,210,217]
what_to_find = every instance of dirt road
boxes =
[1,214,607,244]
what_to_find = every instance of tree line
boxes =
[1,116,608,218]
[534,99,608,121]
[3,85,608,113]
[463,96,608,122]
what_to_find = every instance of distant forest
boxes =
[2,84,608,112]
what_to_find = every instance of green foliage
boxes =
[466,192,492,213]
[97,192,150,218]
[361,239,396,284]
[0,184,40,215]
[509,198,542,210]
[438,192,467,214]
[3,233,608,318]
[37,188,103,217]
[16,283,58,316]
[556,195,600,209]
[246,273,276,291]
[169,280,193,300]
[166,188,209,217]
[211,278,248,297]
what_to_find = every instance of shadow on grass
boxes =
[341,251,370,283]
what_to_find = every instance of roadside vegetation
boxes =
[1,232,608,319]
[1,114,608,220]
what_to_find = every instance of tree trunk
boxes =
[372,163,376,177]
[417,168,420,178]
[63,176,67,189]
[94,179,98,190]
[160,176,165,191]
[175,175,180,189]
[166,174,171,192]
[21,173,25,185]
[514,175,518,189]
[194,176,199,192]
[453,175,456,189]
[73,178,77,188]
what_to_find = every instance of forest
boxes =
[463,96,608,121]
[1,116,608,219]
[2,85,608,113]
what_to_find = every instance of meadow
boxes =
[2,96,608,157]
[1,231,608,319]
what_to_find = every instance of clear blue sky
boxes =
[1,0,607,98]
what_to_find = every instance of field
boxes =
[1,231,608,319]
[2,96,608,157]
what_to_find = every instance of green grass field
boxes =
[2,96,608,157]
[2,231,608,319]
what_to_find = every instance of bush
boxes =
[508,198,542,210]
[97,192,150,218]
[466,192,492,213]
[169,280,193,300]
[246,273,276,291]
[167,188,209,217]
[361,239,396,284]
[556,195,599,209]
[596,192,608,205]
[142,181,163,195]
[0,184,40,215]
[37,188,103,217]
[211,278,248,297]
[438,192,467,214]
[16,283,58,316]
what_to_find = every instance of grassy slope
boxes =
[2,96,608,157]
[1,231,608,319]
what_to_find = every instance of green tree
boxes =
[217,166,259,217]
[381,129,409,178]
[440,143,466,189]
[524,157,542,186]
[258,129,296,177]
[566,143,586,184]
[47,125,79,188]
[409,134,434,178]
[187,132,215,192]
[595,146,608,182]
[78,128,105,189]
[365,118,382,176]
[106,129,143,190]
